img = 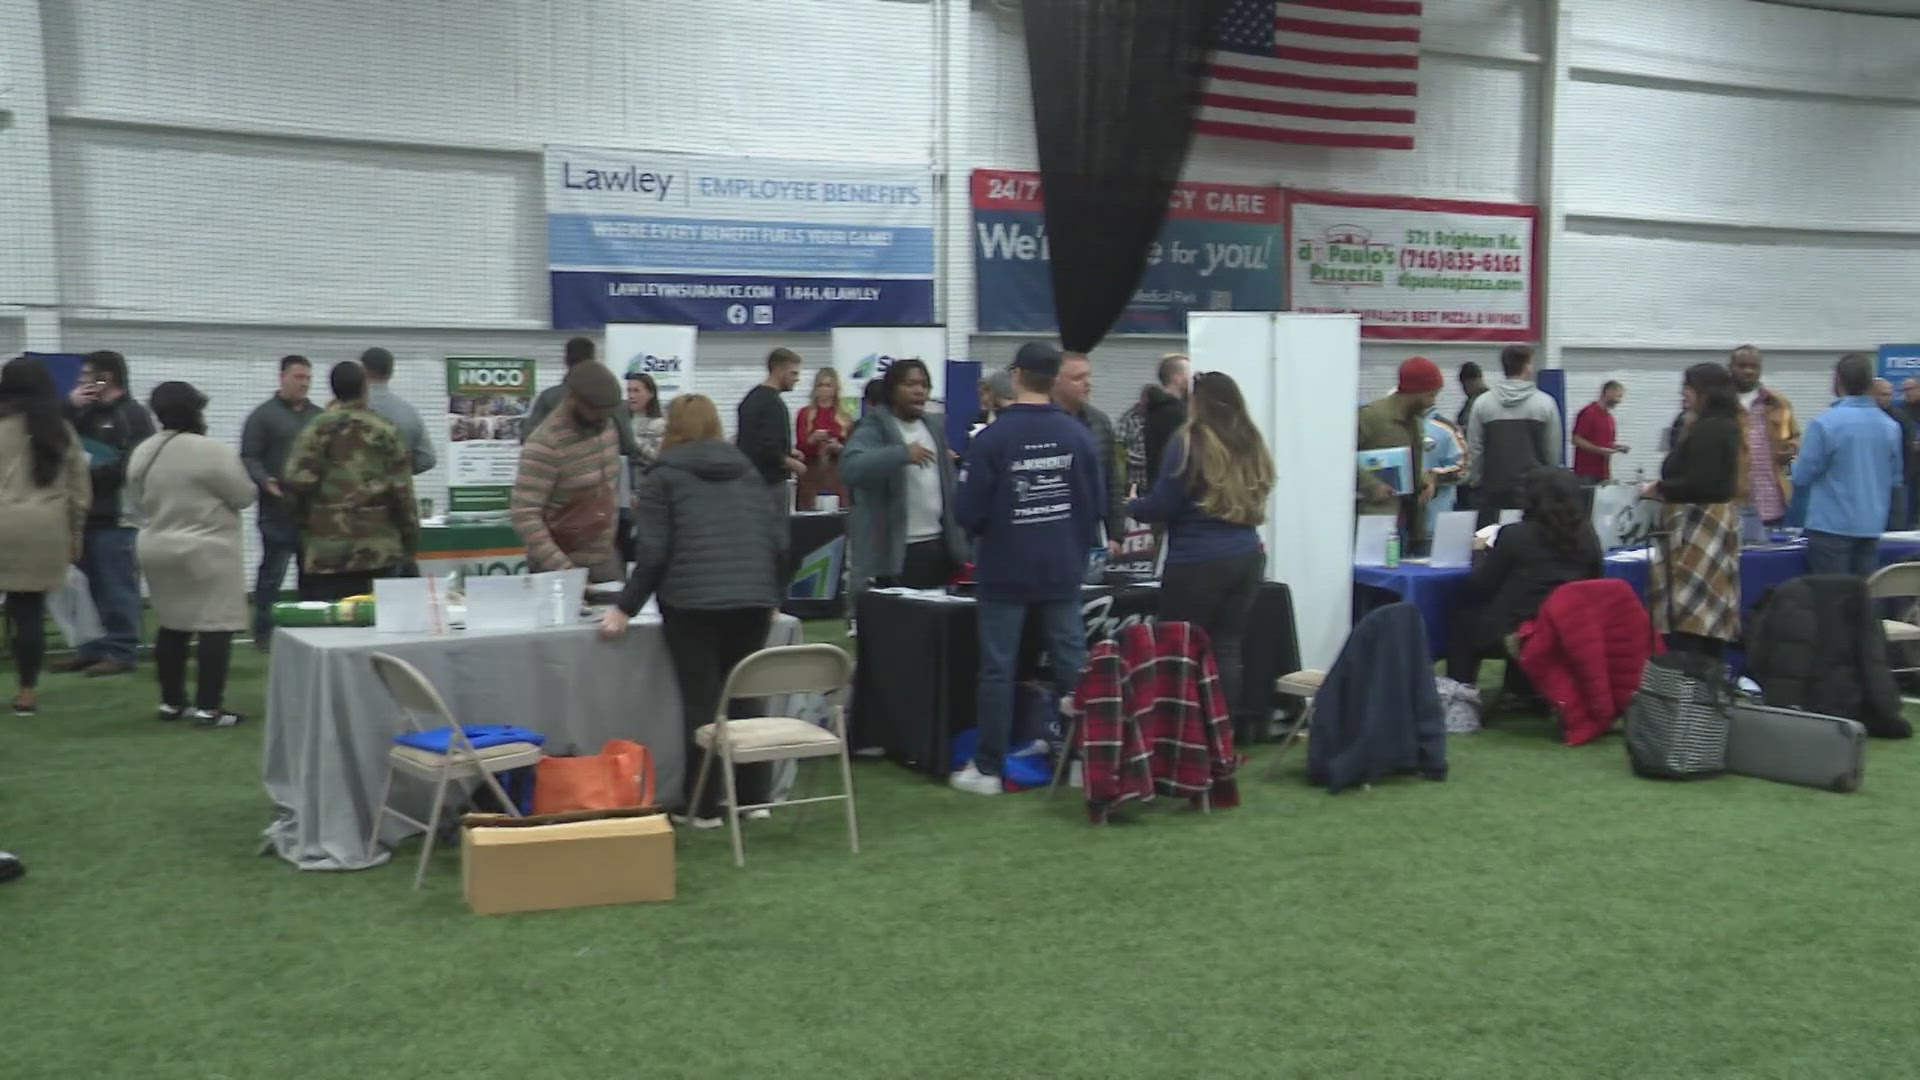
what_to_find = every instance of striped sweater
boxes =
[511,408,623,582]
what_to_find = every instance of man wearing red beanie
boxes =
[1357,357,1443,545]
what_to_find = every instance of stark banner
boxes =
[547,147,937,332]
[972,169,1282,335]
[1285,190,1538,342]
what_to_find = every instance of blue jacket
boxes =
[1307,602,1448,794]
[1124,435,1261,566]
[955,402,1104,603]
[1791,397,1901,539]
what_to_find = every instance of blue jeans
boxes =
[253,530,303,640]
[77,526,141,666]
[974,597,1086,777]
[1806,530,1878,578]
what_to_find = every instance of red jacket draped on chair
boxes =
[1516,578,1658,746]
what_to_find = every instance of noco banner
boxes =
[547,147,937,332]
[1285,190,1539,342]
[972,169,1283,335]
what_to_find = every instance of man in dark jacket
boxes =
[952,342,1105,795]
[1052,351,1126,557]
[1140,352,1190,487]
[240,355,321,646]
[1467,345,1562,527]
[736,347,806,517]
[50,350,155,676]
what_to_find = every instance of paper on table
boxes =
[374,577,448,634]
[1353,515,1395,567]
[1474,524,1502,547]
[1429,511,1478,568]
[466,575,543,632]
[1498,509,1522,526]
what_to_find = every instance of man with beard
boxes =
[511,362,625,582]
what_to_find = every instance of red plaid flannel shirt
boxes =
[1073,621,1239,822]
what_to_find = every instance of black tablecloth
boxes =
[782,511,849,619]
[852,582,1298,777]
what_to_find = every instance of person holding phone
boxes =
[49,350,155,677]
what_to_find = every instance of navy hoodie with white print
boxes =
[956,402,1105,603]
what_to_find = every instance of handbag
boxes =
[1624,531,1730,778]
[532,738,656,814]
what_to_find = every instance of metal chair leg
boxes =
[1265,699,1314,781]
[1048,715,1081,797]
[721,749,746,868]
[415,771,451,890]
[366,766,395,861]
[686,743,716,822]
[837,747,861,855]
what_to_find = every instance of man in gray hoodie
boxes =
[1466,345,1562,527]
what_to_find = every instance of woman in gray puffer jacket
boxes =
[599,394,789,827]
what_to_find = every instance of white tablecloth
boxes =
[260,613,802,870]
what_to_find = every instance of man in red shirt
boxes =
[1571,380,1628,482]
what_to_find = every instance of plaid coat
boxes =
[1073,621,1239,822]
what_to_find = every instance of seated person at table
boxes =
[1446,467,1602,687]
[598,394,789,829]
[511,362,625,583]
[949,342,1104,796]
[841,358,967,607]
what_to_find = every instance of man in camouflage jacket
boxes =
[283,360,419,601]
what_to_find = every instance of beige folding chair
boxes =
[1868,562,1920,676]
[366,652,542,889]
[1264,669,1325,779]
[687,644,858,868]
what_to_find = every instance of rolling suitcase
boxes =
[1725,701,1866,793]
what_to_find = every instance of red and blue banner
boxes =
[971,169,1283,335]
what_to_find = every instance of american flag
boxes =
[1198,0,1422,150]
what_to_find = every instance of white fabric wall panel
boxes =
[1567,0,1920,100]
[1561,80,1920,231]
[51,127,544,325]
[43,0,938,161]
[1553,228,1920,348]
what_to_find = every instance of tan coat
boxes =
[128,432,256,631]
[0,414,91,593]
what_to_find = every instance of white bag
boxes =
[1435,676,1482,735]
[47,566,104,649]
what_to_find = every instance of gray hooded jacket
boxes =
[617,440,789,616]
[1467,378,1562,496]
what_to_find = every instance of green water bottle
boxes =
[1384,530,1402,568]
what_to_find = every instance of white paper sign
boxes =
[605,323,697,407]
[374,578,449,634]
[830,325,946,410]
[1429,511,1478,569]
[1499,509,1523,526]
[1354,515,1396,567]
[465,576,543,632]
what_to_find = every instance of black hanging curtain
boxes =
[1022,0,1231,354]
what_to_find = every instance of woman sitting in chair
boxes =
[1446,466,1603,688]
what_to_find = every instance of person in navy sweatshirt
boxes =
[1126,371,1274,734]
[950,342,1105,795]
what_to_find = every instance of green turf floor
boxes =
[5,624,1920,1078]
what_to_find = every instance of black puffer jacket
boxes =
[1747,574,1909,738]
[618,440,789,615]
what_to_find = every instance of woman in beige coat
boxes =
[127,382,256,727]
[0,357,91,716]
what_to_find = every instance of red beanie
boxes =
[1397,356,1443,394]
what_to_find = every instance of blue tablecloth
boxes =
[1355,537,1920,656]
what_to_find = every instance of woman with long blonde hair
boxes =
[794,367,851,507]
[599,393,790,830]
[1126,371,1274,729]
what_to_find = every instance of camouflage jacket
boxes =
[284,403,419,575]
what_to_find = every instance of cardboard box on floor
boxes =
[461,807,673,915]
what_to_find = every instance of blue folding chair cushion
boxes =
[393,724,547,754]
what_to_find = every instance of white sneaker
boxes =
[1012,739,1050,757]
[948,762,1003,795]
[669,814,724,830]
[746,808,772,821]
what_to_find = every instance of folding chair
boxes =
[366,652,542,889]
[688,644,857,868]
[1264,670,1324,779]
[1868,563,1920,676]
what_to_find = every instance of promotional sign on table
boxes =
[446,357,537,515]
[546,147,936,331]
[1285,190,1539,342]
[1878,344,1920,386]
[971,169,1282,334]
[604,323,696,407]
[830,325,947,408]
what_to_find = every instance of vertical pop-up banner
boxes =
[830,325,947,412]
[605,323,698,408]
[446,357,537,516]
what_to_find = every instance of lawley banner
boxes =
[972,169,1283,335]
[1285,190,1539,342]
[547,147,936,332]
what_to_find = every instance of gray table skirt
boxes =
[261,614,802,871]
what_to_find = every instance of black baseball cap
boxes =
[1012,341,1063,376]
